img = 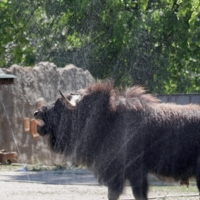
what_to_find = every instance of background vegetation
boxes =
[1,0,200,93]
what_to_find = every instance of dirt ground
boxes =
[1,182,133,200]
[1,181,200,200]
[0,165,199,200]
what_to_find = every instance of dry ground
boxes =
[1,181,199,200]
[0,165,199,200]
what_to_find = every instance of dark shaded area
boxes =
[0,169,98,185]
[0,169,196,187]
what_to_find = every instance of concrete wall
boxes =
[157,94,200,105]
[0,62,95,164]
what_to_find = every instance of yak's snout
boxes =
[33,108,45,128]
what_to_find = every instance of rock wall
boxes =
[0,62,95,164]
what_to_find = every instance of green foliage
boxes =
[1,0,200,93]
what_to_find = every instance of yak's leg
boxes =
[108,187,122,200]
[196,158,200,197]
[129,169,148,200]
[107,176,124,200]
[104,160,125,200]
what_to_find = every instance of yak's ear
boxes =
[59,90,76,110]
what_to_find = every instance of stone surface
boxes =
[0,62,95,164]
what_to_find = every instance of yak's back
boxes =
[117,86,160,111]
[80,81,120,112]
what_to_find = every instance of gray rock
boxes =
[0,62,95,164]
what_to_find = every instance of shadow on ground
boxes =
[0,167,197,187]
[0,168,98,185]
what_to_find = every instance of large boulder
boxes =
[0,62,95,164]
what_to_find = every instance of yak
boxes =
[34,82,200,200]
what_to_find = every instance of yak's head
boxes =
[33,91,81,153]
[34,91,81,137]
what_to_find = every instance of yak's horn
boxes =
[59,90,76,110]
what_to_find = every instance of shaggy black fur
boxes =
[34,82,200,200]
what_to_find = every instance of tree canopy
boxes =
[1,0,200,93]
